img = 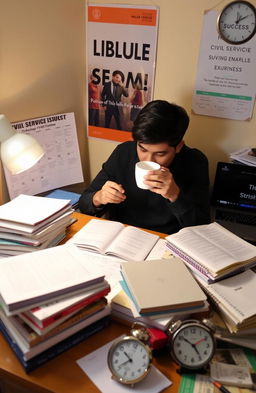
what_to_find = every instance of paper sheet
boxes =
[5,112,84,199]
[76,336,172,393]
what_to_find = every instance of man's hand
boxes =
[92,181,126,207]
[144,167,180,202]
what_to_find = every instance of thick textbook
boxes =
[69,218,159,261]
[0,244,105,314]
[0,315,110,373]
[120,258,207,314]
[165,222,256,282]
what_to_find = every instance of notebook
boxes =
[211,162,256,244]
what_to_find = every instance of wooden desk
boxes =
[0,213,181,393]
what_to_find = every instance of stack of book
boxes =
[196,269,256,347]
[116,258,208,330]
[230,147,256,167]
[110,287,209,331]
[0,244,111,372]
[207,310,256,351]
[164,222,256,348]
[0,194,74,257]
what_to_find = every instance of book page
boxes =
[146,238,173,260]
[166,223,256,273]
[105,226,159,261]
[68,219,124,253]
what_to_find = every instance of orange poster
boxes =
[87,4,159,142]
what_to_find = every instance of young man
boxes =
[79,100,211,234]
[101,70,128,130]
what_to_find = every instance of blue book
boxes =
[0,316,110,373]
[46,189,81,208]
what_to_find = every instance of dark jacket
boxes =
[79,141,211,234]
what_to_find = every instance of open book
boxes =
[165,222,256,282]
[68,219,159,261]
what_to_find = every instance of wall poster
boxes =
[192,10,256,121]
[87,3,159,142]
[5,113,84,200]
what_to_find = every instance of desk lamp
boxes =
[0,114,44,175]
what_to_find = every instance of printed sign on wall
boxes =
[87,3,159,142]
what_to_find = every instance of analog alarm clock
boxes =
[168,319,216,372]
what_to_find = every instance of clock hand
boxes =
[194,338,206,346]
[118,359,132,368]
[183,337,201,357]
[118,352,133,368]
[235,11,241,23]
[238,14,250,22]
[124,351,133,362]
[183,337,193,346]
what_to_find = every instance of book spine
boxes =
[26,286,110,328]
[30,300,107,346]
[0,316,110,373]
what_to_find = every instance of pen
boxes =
[212,380,232,393]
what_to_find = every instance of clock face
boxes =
[171,323,215,369]
[218,1,256,44]
[108,336,152,384]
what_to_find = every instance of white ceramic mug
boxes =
[135,161,160,189]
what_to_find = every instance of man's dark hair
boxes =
[132,100,190,146]
[112,70,125,83]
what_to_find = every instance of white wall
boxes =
[1,0,255,204]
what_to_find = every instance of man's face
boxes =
[136,141,183,167]
[112,74,122,85]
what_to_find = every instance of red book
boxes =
[20,283,110,329]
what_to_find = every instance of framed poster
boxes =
[87,3,159,142]
[192,10,256,121]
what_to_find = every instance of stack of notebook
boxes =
[197,269,256,339]
[118,258,208,328]
[0,194,75,257]
[0,244,111,372]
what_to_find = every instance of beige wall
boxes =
[1,0,255,204]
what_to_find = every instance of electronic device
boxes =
[211,161,256,244]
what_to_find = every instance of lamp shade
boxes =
[0,114,45,174]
